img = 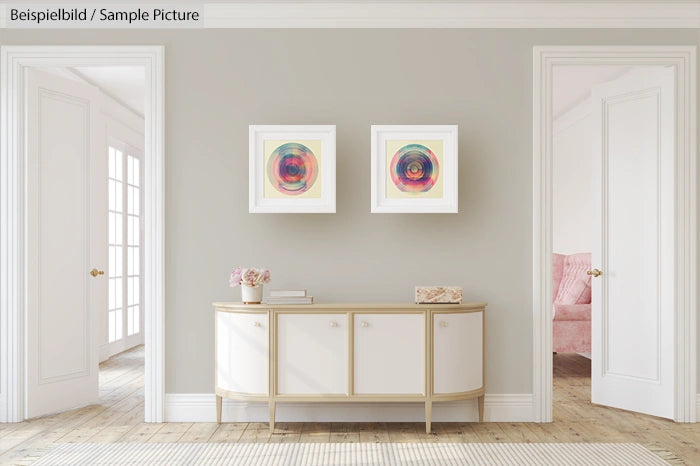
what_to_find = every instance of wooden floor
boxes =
[0,348,698,465]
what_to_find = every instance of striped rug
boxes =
[30,442,669,465]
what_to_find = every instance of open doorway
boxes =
[533,46,697,424]
[551,65,632,410]
[552,63,677,418]
[533,46,697,422]
[0,46,164,424]
[23,65,145,419]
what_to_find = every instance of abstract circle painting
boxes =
[266,142,319,195]
[389,143,440,193]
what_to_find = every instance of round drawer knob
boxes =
[361,321,369,328]
[329,321,338,328]
[440,321,448,328]
[253,321,261,327]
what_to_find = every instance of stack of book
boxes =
[263,290,314,305]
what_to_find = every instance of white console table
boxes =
[213,302,486,433]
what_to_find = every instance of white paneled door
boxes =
[590,66,675,419]
[26,69,104,418]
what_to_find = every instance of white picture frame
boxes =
[371,125,458,213]
[249,125,336,213]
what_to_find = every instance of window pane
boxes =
[128,216,137,246]
[116,309,123,340]
[128,186,140,215]
[115,278,122,309]
[127,247,133,276]
[109,246,115,277]
[108,179,115,211]
[127,186,133,214]
[109,311,115,343]
[127,307,133,336]
[132,247,139,275]
[128,277,139,306]
[109,147,115,179]
[133,158,140,187]
[115,150,123,181]
[108,278,115,309]
[133,188,140,216]
[115,181,123,213]
[115,213,122,244]
[108,212,115,245]
[127,155,134,185]
[133,218,139,246]
[127,277,133,306]
[115,246,122,277]
[127,216,132,245]
[134,306,139,334]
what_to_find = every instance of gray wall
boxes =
[1,29,698,395]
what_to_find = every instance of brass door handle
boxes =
[90,268,105,277]
[587,268,603,277]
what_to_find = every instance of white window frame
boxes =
[106,137,145,357]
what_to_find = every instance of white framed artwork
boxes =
[249,125,336,213]
[371,125,458,213]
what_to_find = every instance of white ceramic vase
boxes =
[241,285,263,304]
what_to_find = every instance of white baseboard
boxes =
[164,393,534,423]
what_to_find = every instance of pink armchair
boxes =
[552,253,591,353]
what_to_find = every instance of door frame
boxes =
[532,46,697,422]
[0,46,165,423]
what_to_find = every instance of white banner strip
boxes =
[4,4,203,28]
[1,2,700,29]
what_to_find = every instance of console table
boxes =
[213,302,486,433]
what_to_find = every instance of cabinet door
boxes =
[433,311,483,394]
[354,313,424,394]
[216,311,268,394]
[277,313,347,394]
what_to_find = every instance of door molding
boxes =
[532,46,697,422]
[0,46,165,423]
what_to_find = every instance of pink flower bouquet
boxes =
[229,267,271,288]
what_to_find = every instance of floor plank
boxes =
[146,423,192,443]
[268,422,303,443]
[299,423,331,443]
[330,422,360,443]
[239,422,273,443]
[179,423,219,443]
[208,423,246,443]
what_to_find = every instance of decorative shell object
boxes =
[415,286,463,304]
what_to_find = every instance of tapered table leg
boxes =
[216,395,222,423]
[425,400,432,433]
[269,400,276,432]
[478,395,484,422]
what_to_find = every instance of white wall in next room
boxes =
[553,100,593,256]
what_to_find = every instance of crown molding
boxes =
[202,2,700,29]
